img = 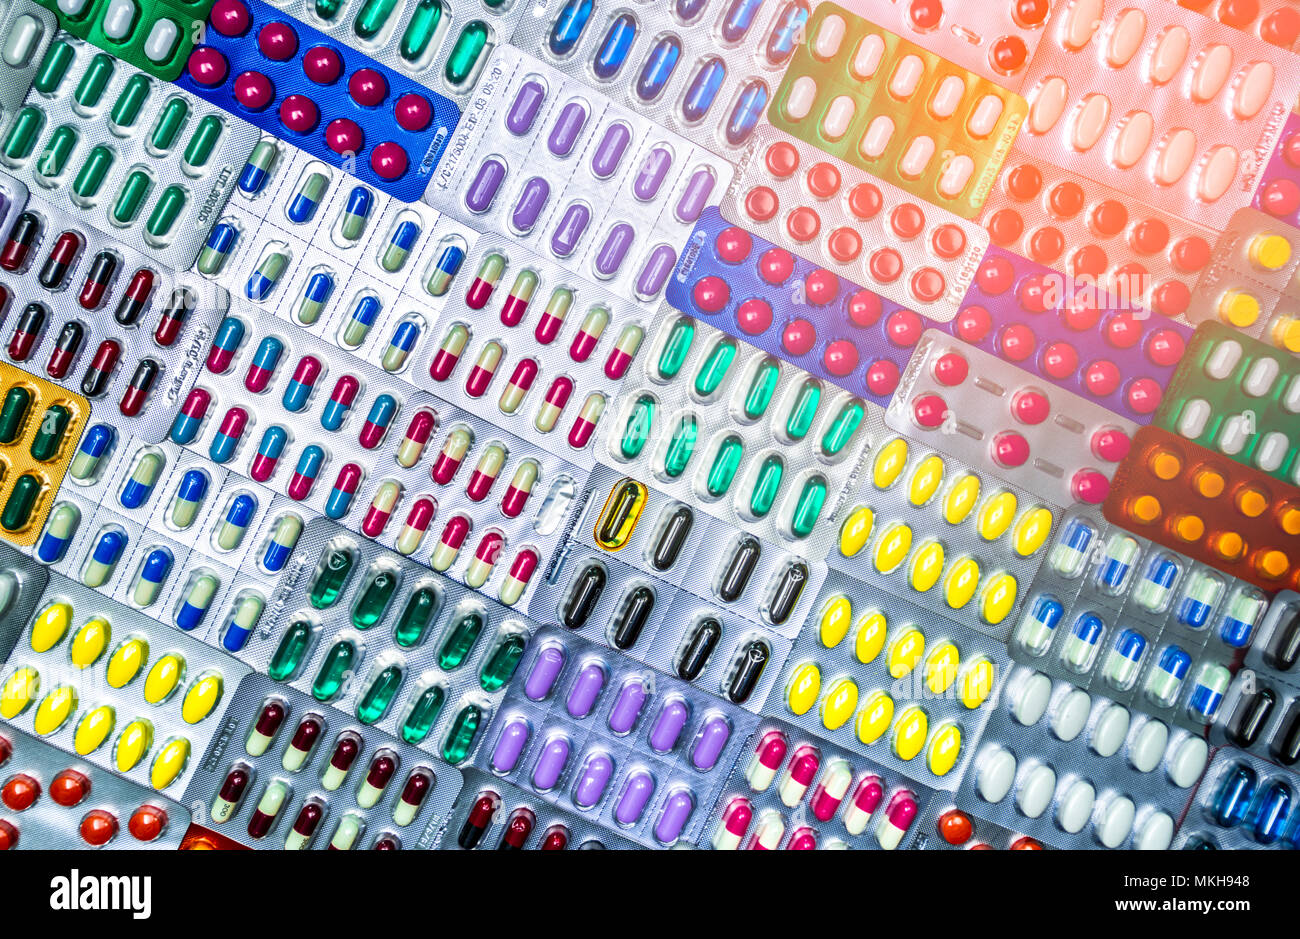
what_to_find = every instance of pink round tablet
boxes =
[1261,178,1300,217]
[824,340,858,377]
[992,431,1030,468]
[954,305,992,342]
[716,227,752,264]
[1016,273,1055,313]
[1145,328,1185,367]
[866,360,900,396]
[1011,389,1049,424]
[885,309,922,348]
[1126,377,1161,415]
[394,93,432,132]
[805,269,839,306]
[783,319,817,357]
[370,142,408,180]
[233,70,275,111]
[1104,313,1142,349]
[1061,294,1101,331]
[1083,359,1120,397]
[911,268,945,304]
[186,47,228,87]
[1041,341,1078,379]
[997,323,1035,361]
[326,118,365,155]
[210,0,250,36]
[848,290,882,328]
[349,68,388,107]
[1092,427,1131,463]
[869,248,903,283]
[303,45,343,84]
[912,393,947,429]
[736,298,773,335]
[1150,281,1190,319]
[279,94,319,133]
[975,256,1014,295]
[758,248,794,286]
[257,22,298,61]
[692,276,730,314]
[1071,469,1109,505]
[932,352,968,386]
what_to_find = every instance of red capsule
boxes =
[498,807,535,849]
[540,824,569,850]
[1,212,41,272]
[79,250,119,309]
[154,287,194,347]
[458,791,499,849]
[372,833,401,850]
[46,321,86,379]
[363,752,398,792]
[288,800,324,845]
[80,339,121,397]
[115,268,156,326]
[437,514,471,554]
[179,387,211,421]
[40,231,83,290]
[8,302,46,361]
[327,732,362,778]
[217,766,250,810]
[119,359,160,416]
[252,699,286,744]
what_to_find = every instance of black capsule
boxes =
[764,560,808,626]
[1228,687,1276,748]
[1265,608,1300,673]
[716,536,760,603]
[38,230,82,289]
[562,562,606,629]
[726,638,770,705]
[1270,706,1300,766]
[676,617,721,681]
[650,504,692,571]
[610,585,654,650]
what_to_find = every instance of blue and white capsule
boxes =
[35,503,80,564]
[215,493,258,551]
[296,270,335,326]
[119,450,164,509]
[1062,612,1104,673]
[69,423,115,482]
[287,171,329,224]
[82,526,127,588]
[1096,535,1139,593]
[221,591,266,653]
[1144,645,1191,708]
[1188,663,1232,723]
[170,469,210,530]
[238,140,278,195]
[1219,590,1267,649]
[246,247,289,301]
[197,221,238,276]
[382,319,420,373]
[1212,763,1256,827]
[1176,571,1223,630]
[261,513,304,573]
[1015,595,1062,656]
[1133,555,1179,613]
[1048,517,1094,577]
[1102,628,1147,690]
[132,547,173,607]
[175,571,219,632]
[424,239,465,297]
[339,294,382,348]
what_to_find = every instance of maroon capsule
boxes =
[39,230,83,289]
[215,766,250,819]
[498,807,535,850]
[371,833,401,850]
[246,789,284,839]
[288,800,325,846]
[395,768,433,817]
[286,715,324,763]
[81,340,121,398]
[154,286,194,347]
[118,358,160,416]
[363,752,397,793]
[327,731,362,778]
[79,251,119,310]
[8,302,46,360]
[540,824,570,850]
[457,791,499,849]
[0,212,40,272]
[115,268,156,325]
[46,321,86,379]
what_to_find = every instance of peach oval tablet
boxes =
[967,94,1005,138]
[1147,26,1189,85]
[1061,0,1103,51]
[930,75,967,119]
[852,34,886,80]
[1111,110,1153,168]
[900,135,936,179]
[813,14,847,60]
[1232,61,1274,120]
[1190,44,1232,103]
[1028,76,1069,134]
[938,155,975,198]
[1070,93,1110,151]
[784,76,817,120]
[1196,145,1238,202]
[1154,128,1196,185]
[821,95,856,141]
[890,55,926,99]
[859,115,895,160]
[1105,9,1147,68]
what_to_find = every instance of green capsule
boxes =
[401,684,445,743]
[444,20,488,87]
[662,414,698,478]
[151,97,189,153]
[1,475,42,532]
[785,379,821,441]
[110,74,151,130]
[34,41,75,94]
[620,394,655,460]
[0,387,32,444]
[356,663,403,724]
[74,54,115,109]
[438,610,484,670]
[394,585,440,647]
[479,633,525,692]
[111,170,153,226]
[821,399,865,457]
[354,0,399,39]
[183,115,223,170]
[743,358,780,420]
[750,455,784,518]
[145,185,187,239]
[36,125,78,178]
[30,405,71,462]
[3,107,45,162]
[268,619,313,681]
[72,145,115,201]
[310,545,355,608]
[706,435,744,498]
[441,702,481,764]
[311,638,358,701]
[693,338,736,397]
[789,475,828,539]
[351,568,398,629]
[314,0,343,20]
[657,317,695,380]
[399,0,444,65]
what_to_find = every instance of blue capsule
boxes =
[175,572,219,631]
[199,222,238,274]
[1252,781,1291,844]
[287,175,327,223]
[261,513,303,573]
[383,320,420,373]
[1189,664,1231,723]
[339,185,373,241]
[682,57,725,123]
[765,1,810,65]
[1103,628,1146,689]
[297,270,336,326]
[84,528,127,587]
[1212,763,1257,827]
[215,494,258,551]
[359,393,398,448]
[721,0,763,43]
[1133,556,1178,613]
[674,0,708,21]
[426,241,465,296]
[548,0,594,57]
[1145,644,1191,708]
[380,219,421,272]
[208,315,246,373]
[36,503,79,564]
[636,35,681,102]
[1096,536,1139,592]
[1049,517,1094,576]
[251,425,289,482]
[172,469,210,529]
[119,452,164,509]
[1062,612,1104,672]
[725,79,768,146]
[282,357,322,413]
[341,294,382,347]
[70,423,115,482]
[135,547,173,599]
[593,13,636,79]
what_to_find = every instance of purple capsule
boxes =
[608,676,647,734]
[615,768,655,825]
[635,243,678,300]
[491,717,531,773]
[511,176,551,233]
[633,145,673,201]
[572,751,614,808]
[465,157,506,213]
[654,787,695,845]
[591,122,632,178]
[689,715,732,771]
[594,222,634,278]
[507,80,547,135]
[649,697,690,752]
[547,100,588,156]
[566,661,606,718]
[525,645,566,700]
[532,734,570,792]
[551,202,590,257]
[674,166,717,224]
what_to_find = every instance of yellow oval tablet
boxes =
[786,662,822,716]
[888,627,925,678]
[873,438,909,489]
[925,641,960,695]
[115,719,153,771]
[1013,507,1054,556]
[927,722,963,776]
[893,705,928,761]
[0,666,39,719]
[981,572,1019,625]
[106,638,149,688]
[181,672,223,724]
[34,685,77,735]
[69,617,111,670]
[74,705,116,755]
[944,473,981,524]
[978,491,1018,541]
[908,455,945,506]
[960,657,996,708]
[819,595,853,648]
[151,737,190,790]
[29,602,72,653]
[873,522,912,574]
[943,557,980,609]
[909,540,945,592]
[821,677,859,730]
[855,690,894,745]
[144,654,184,704]
[839,506,874,557]
[855,611,887,664]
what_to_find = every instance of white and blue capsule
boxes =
[215,492,258,551]
[220,590,266,653]
[1062,612,1105,673]
[1048,517,1094,578]
[1176,571,1223,630]
[175,571,219,631]
[36,502,80,564]
[170,469,210,530]
[1144,645,1191,708]
[296,270,335,326]
[1016,594,1063,656]
[336,186,373,243]
[69,424,115,482]
[1102,628,1147,691]
[1133,555,1179,613]
[119,449,164,510]
[379,218,420,273]
[1219,590,1268,649]
[261,512,304,574]
[381,319,420,373]
[1187,664,1232,723]
[1095,535,1139,593]
[287,171,329,224]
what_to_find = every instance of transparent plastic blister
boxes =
[477,626,760,847]
[0,573,252,797]
[1176,748,1299,849]
[423,44,733,310]
[179,671,464,849]
[2,32,259,269]
[1245,590,1300,693]
[766,571,1008,790]
[0,1,56,121]
[1209,669,1300,769]
[958,664,1206,849]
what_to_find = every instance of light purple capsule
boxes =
[464,157,506,214]
[632,145,673,201]
[491,717,531,773]
[591,122,632,178]
[565,661,606,718]
[608,676,647,734]
[673,166,717,224]
[572,751,614,808]
[654,787,695,845]
[547,100,589,157]
[634,243,677,300]
[551,202,590,257]
[648,697,690,753]
[532,734,570,792]
[614,768,655,825]
[524,645,565,700]
[511,176,551,233]
[506,80,546,135]
[689,715,732,771]
[593,222,634,279]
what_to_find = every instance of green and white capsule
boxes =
[35,502,80,564]
[220,591,265,654]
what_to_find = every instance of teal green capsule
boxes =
[111,169,153,225]
[310,545,355,608]
[401,684,445,744]
[750,455,784,518]
[693,338,736,397]
[145,185,186,239]
[269,619,313,681]
[657,317,695,380]
[706,435,744,498]
[620,394,655,460]
[37,125,78,178]
[399,0,443,65]
[352,567,399,629]
[743,358,780,420]
[444,20,489,87]
[151,98,189,152]
[182,115,223,170]
[34,41,74,94]
[31,405,72,462]
[74,54,115,109]
[821,399,865,457]
[312,638,358,701]
[394,585,440,647]
[72,145,114,201]
[785,379,821,441]
[357,663,403,724]
[0,387,32,444]
[662,414,698,478]
[441,702,482,763]
[480,633,525,692]
[3,107,45,161]
[438,610,484,670]
[110,74,151,129]
[788,475,828,539]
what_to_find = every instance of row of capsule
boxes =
[1205,763,1299,847]
[456,790,608,850]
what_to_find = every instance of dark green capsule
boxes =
[151,97,189,152]
[74,54,115,109]
[743,358,780,420]
[785,379,821,441]
[441,703,482,763]
[269,619,314,681]
[310,545,355,608]
[37,125,77,178]
[145,185,186,238]
[821,399,865,457]
[356,663,403,724]
[111,170,152,226]
[311,638,358,701]
[750,455,784,518]
[620,394,654,460]
[401,684,445,744]
[479,633,526,692]
[444,20,488,87]
[110,74,152,129]
[351,568,398,629]
[706,435,744,498]
[657,317,695,380]
[394,585,441,647]
[0,387,32,444]
[438,610,484,670]
[30,405,71,462]
[693,338,736,397]
[34,41,75,94]
[662,414,697,478]
[399,0,444,64]
[72,145,115,200]
[314,0,343,20]
[353,0,399,40]
[789,475,828,539]
[3,107,45,161]
[1,475,40,532]
[183,115,223,169]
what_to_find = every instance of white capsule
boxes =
[966,94,1005,138]
[858,115,895,160]
[102,0,138,40]
[929,75,966,119]
[851,34,885,79]
[899,135,935,180]
[2,14,43,68]
[1284,375,1300,413]
[813,14,846,58]
[1216,415,1249,455]
[888,55,925,99]
[1204,339,1243,379]
[783,76,817,121]
[821,95,856,142]
[938,155,974,198]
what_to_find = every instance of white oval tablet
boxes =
[1105,9,1147,68]
[1191,45,1233,102]
[1136,810,1174,849]
[1112,111,1153,169]
[1205,339,1243,379]
[814,14,847,59]
[1155,128,1197,185]
[783,77,817,121]
[102,0,137,41]
[1197,145,1239,203]
[977,745,1017,802]
[1166,734,1208,788]
[1013,672,1053,726]
[938,155,974,197]
[1148,26,1189,84]
[1090,702,1130,757]
[1217,415,1248,455]
[1062,0,1103,50]
[930,75,966,119]
[1096,795,1136,848]
[1176,398,1211,438]
[1052,688,1091,741]
[1070,94,1111,152]
[899,135,935,179]
[1283,375,1300,413]
[1057,778,1096,834]
[1255,431,1288,472]
[821,95,856,142]
[851,34,886,79]
[1244,357,1280,397]
[1016,763,1057,818]
[1233,61,1275,119]
[967,95,1006,138]
[859,115,895,160]
[1028,76,1070,134]
[1128,718,1169,773]
[889,55,926,99]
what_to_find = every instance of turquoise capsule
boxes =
[380,219,420,272]
[36,503,80,564]
[338,186,372,242]
[132,547,173,607]
[207,315,245,372]
[69,423,115,482]
[282,356,323,412]
[358,394,397,448]
[657,317,695,380]
[357,663,403,724]
[170,469,209,529]
[341,294,381,348]
[288,445,325,500]
[119,450,164,509]
[250,425,288,482]
[83,526,127,587]
[312,638,358,701]
[175,572,219,631]
[215,493,258,550]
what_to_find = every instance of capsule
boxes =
[221,593,266,653]
[287,172,329,224]
[338,186,373,243]
[564,562,606,629]
[120,450,164,509]
[244,336,284,392]
[568,393,604,449]
[382,320,420,373]
[282,356,323,412]
[313,639,359,702]
[604,323,643,380]
[677,617,721,681]
[429,323,469,381]
[321,375,360,432]
[215,493,257,550]
[395,410,436,469]
[269,620,314,681]
[175,572,218,631]
[249,426,288,483]
[82,527,126,587]
[432,427,472,485]
[211,765,251,823]
[1219,591,1267,649]
[209,407,248,464]
[325,464,363,520]
[570,306,608,362]
[114,268,155,326]
[238,140,278,195]
[535,288,573,344]
[465,444,506,502]
[246,248,288,301]
[611,585,654,650]
[44,321,84,380]
[465,341,503,398]
[36,503,80,564]
[465,252,505,310]
[595,478,646,549]
[69,423,115,482]
[168,387,209,444]
[295,270,335,326]
[8,302,46,360]
[431,514,470,571]
[396,497,436,556]
[359,394,398,449]
[500,459,537,518]
[465,531,504,588]
[362,480,402,537]
[169,469,209,529]
[1188,664,1232,722]
[1,212,41,271]
[534,376,572,433]
[287,446,325,501]
[1096,535,1139,592]
[118,359,159,417]
[206,316,245,373]
[261,514,302,574]
[341,294,382,348]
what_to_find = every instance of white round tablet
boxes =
[1128,719,1169,773]
[1052,688,1091,741]
[1016,763,1057,819]
[1013,672,1053,726]
[1136,811,1174,850]
[1166,734,1209,788]
[977,745,1017,803]
[1090,702,1130,758]
[1056,778,1096,834]
[1095,795,1136,848]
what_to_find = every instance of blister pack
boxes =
[705,717,931,849]
[768,2,1027,219]
[1011,510,1265,730]
[0,723,185,849]
[1103,425,1299,591]
[514,0,803,159]
[980,153,1217,322]
[1015,0,1300,228]
[478,626,759,848]
[831,407,1055,641]
[953,249,1192,423]
[1154,321,1300,486]
[447,768,638,849]
[0,574,252,796]
[0,540,50,661]
[1210,669,1300,767]
[255,517,536,766]
[31,0,202,80]
[1246,590,1300,693]
[179,0,461,202]
[887,329,1138,509]
[724,127,988,320]
[424,44,732,310]
[1175,0,1300,50]
[1177,748,1298,849]
[912,800,1044,849]
[1252,111,1300,230]
[2,33,258,270]
[958,664,1206,849]
[0,188,227,443]
[0,1,55,121]
[180,671,464,849]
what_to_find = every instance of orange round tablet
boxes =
[1256,550,1289,580]
[1130,495,1162,523]
[1237,488,1268,517]
[1280,505,1300,536]
[1149,450,1181,480]
[1212,531,1245,561]
[1172,514,1206,542]
[1193,469,1225,498]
